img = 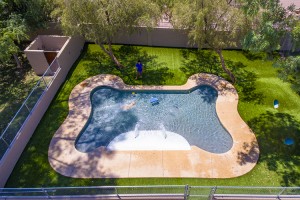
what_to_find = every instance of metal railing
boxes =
[189,186,300,200]
[0,58,61,161]
[0,185,300,199]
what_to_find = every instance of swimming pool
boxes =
[75,85,233,153]
[49,74,259,178]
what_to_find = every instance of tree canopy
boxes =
[0,0,51,64]
[153,0,175,20]
[172,0,245,83]
[242,0,299,55]
[60,0,160,68]
[171,0,300,83]
[0,13,27,62]
[274,56,300,94]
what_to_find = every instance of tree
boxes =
[242,0,300,94]
[0,0,52,65]
[291,20,300,52]
[274,56,300,94]
[153,0,175,20]
[0,14,28,63]
[60,0,160,68]
[172,0,245,83]
[242,0,299,57]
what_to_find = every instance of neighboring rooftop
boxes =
[280,0,300,8]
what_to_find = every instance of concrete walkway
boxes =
[48,73,259,178]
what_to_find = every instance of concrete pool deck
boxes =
[48,73,259,178]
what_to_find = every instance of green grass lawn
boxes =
[5,44,300,188]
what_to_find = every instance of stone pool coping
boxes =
[48,73,259,178]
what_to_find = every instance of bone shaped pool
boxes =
[75,85,233,153]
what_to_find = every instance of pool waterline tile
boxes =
[48,73,259,178]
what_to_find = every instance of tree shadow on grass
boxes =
[81,45,174,85]
[116,45,174,85]
[248,111,300,186]
[242,50,265,61]
[227,60,265,104]
[237,140,259,166]
[180,49,221,78]
[82,48,119,76]
[180,49,265,104]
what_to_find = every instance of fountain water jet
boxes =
[160,123,167,139]
[134,123,140,138]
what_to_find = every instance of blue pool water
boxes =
[75,85,233,153]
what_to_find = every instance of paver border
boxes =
[48,73,259,178]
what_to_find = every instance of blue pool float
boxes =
[284,138,294,145]
[150,97,159,105]
[274,99,279,109]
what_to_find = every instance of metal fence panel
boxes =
[25,81,47,111]
[281,187,300,195]
[0,58,60,161]
[0,188,46,197]
[114,185,184,195]
[188,186,213,200]
[214,186,284,195]
[189,186,212,195]
[2,105,29,144]
[0,139,8,160]
[50,187,116,196]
